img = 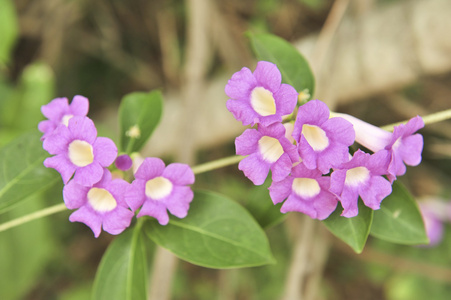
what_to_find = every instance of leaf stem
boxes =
[0,156,244,233]
[0,203,67,233]
[191,155,244,175]
[380,108,451,131]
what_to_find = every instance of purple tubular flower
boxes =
[115,154,133,171]
[38,95,89,140]
[330,150,392,217]
[418,199,451,246]
[269,163,338,220]
[292,100,355,174]
[225,61,298,127]
[43,116,118,186]
[63,169,134,238]
[236,123,299,185]
[334,113,424,182]
[125,157,195,225]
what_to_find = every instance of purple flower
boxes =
[292,100,355,174]
[115,154,133,171]
[269,163,338,220]
[38,95,89,140]
[225,61,298,127]
[43,116,118,186]
[330,150,392,217]
[385,116,424,181]
[125,157,195,225]
[334,113,424,182]
[63,169,134,237]
[236,123,299,185]
[418,199,451,246]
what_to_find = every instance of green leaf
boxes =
[370,181,428,245]
[145,190,275,269]
[248,32,315,97]
[0,193,56,300]
[119,91,163,153]
[323,200,373,253]
[0,132,59,213]
[92,224,148,300]
[0,0,18,65]
[215,177,285,229]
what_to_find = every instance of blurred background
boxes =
[1,0,451,299]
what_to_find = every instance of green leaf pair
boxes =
[93,191,275,299]
[323,181,429,253]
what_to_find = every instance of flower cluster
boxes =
[226,61,424,219]
[40,96,195,237]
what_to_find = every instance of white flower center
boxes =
[88,187,117,212]
[392,137,402,150]
[302,124,329,151]
[250,87,277,116]
[68,140,94,167]
[345,166,370,186]
[292,178,321,198]
[61,114,73,126]
[258,136,284,163]
[145,176,173,200]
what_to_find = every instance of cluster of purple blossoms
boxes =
[39,96,195,237]
[226,61,424,220]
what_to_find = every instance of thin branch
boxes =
[0,203,67,233]
[380,108,451,131]
[192,155,243,175]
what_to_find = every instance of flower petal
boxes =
[125,180,146,211]
[235,128,261,156]
[63,180,89,209]
[138,200,169,225]
[73,163,104,186]
[272,83,298,115]
[44,155,76,184]
[226,99,258,126]
[164,186,194,218]
[269,177,293,205]
[238,155,270,185]
[102,207,134,235]
[253,61,282,91]
[134,157,166,180]
[69,95,89,116]
[271,153,293,182]
[93,137,118,167]
[225,67,256,100]
[162,163,195,186]
[68,116,97,144]
[359,176,392,210]
[69,206,102,238]
[41,97,69,120]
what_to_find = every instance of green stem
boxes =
[192,155,244,175]
[380,108,451,131]
[0,156,245,233]
[0,203,67,233]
